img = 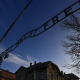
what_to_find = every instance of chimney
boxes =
[61,71,63,74]
[34,61,36,65]
[64,72,66,75]
[30,63,32,67]
[7,70,9,72]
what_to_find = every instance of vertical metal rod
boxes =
[0,0,32,43]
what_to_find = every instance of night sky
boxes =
[0,0,80,77]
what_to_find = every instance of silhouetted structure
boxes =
[0,0,32,43]
[1,0,80,58]
[65,73,80,80]
[15,61,71,80]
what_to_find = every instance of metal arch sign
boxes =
[1,0,80,58]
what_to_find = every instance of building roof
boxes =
[26,61,54,71]
[0,69,16,79]
[65,73,80,79]
[15,61,58,73]
[15,61,71,80]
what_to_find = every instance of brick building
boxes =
[0,69,16,80]
[15,61,71,80]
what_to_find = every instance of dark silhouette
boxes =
[0,56,3,68]
[0,0,80,60]
[0,0,32,43]
[60,13,80,75]
[15,61,71,80]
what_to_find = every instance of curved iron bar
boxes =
[0,0,80,59]
[0,0,32,43]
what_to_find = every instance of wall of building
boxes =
[1,70,16,80]
[47,64,56,80]
[47,64,69,80]
[15,67,47,80]
[1,78,5,80]
[15,68,27,80]
[36,68,47,80]
[15,63,71,80]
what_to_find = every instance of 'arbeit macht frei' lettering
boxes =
[1,0,80,57]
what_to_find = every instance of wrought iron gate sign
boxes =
[0,0,80,58]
